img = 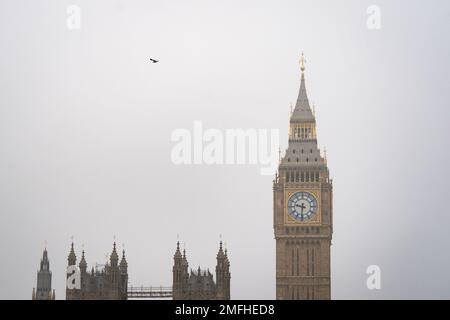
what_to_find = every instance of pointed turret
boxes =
[215,241,231,300]
[118,248,128,299]
[79,250,87,273]
[291,52,315,122]
[68,242,76,266]
[174,241,182,260]
[35,246,53,300]
[217,241,225,259]
[120,249,128,273]
[280,53,325,168]
[216,241,229,269]
[40,248,50,271]
[110,242,119,267]
[173,241,188,300]
[182,247,188,269]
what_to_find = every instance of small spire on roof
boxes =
[292,51,314,121]
[68,240,76,265]
[300,51,306,74]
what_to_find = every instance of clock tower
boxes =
[273,54,333,300]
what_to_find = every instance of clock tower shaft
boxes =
[273,55,333,300]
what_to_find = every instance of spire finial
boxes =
[324,146,327,163]
[300,51,306,73]
[44,240,47,250]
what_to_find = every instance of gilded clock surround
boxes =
[284,189,321,225]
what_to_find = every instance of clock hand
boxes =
[299,202,306,213]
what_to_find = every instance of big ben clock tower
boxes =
[274,54,333,300]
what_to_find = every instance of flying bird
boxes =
[149,58,159,63]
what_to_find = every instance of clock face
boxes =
[288,192,318,222]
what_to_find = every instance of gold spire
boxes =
[300,51,306,74]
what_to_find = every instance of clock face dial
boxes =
[287,192,318,222]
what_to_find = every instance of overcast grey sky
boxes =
[0,0,449,299]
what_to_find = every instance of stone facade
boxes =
[172,241,230,300]
[66,242,128,300]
